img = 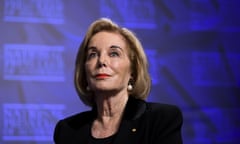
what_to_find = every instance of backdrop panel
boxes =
[0,0,240,143]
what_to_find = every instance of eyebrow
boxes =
[110,45,123,51]
[87,45,123,51]
[86,46,97,52]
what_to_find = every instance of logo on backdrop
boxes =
[3,0,64,24]
[3,44,65,81]
[2,104,65,141]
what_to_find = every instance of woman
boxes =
[54,18,183,144]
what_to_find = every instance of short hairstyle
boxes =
[74,18,151,106]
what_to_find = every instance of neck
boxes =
[91,90,129,138]
[94,90,129,119]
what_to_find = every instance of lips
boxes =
[95,73,110,79]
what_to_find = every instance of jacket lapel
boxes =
[73,110,96,144]
[74,123,91,144]
[114,97,147,144]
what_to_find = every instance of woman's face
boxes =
[85,31,131,94]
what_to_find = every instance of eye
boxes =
[109,51,119,57]
[87,52,98,59]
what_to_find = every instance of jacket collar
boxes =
[122,97,147,120]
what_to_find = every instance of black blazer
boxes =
[54,97,183,144]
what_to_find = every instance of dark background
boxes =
[0,0,240,143]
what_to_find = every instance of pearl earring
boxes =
[127,84,133,91]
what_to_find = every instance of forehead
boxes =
[88,31,127,48]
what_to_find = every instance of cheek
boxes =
[85,63,93,77]
[84,64,94,84]
[112,61,131,76]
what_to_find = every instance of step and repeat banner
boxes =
[1,0,240,144]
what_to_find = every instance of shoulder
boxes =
[146,102,182,115]
[54,111,94,143]
[56,110,94,130]
[139,102,183,143]
[125,97,182,122]
[145,102,183,124]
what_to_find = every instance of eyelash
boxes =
[87,51,119,59]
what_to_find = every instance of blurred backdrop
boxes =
[0,0,240,144]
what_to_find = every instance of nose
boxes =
[97,54,107,67]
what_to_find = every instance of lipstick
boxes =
[95,74,110,79]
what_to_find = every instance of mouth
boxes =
[95,74,111,79]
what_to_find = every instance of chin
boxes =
[93,87,118,92]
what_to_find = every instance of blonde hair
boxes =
[74,18,151,106]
